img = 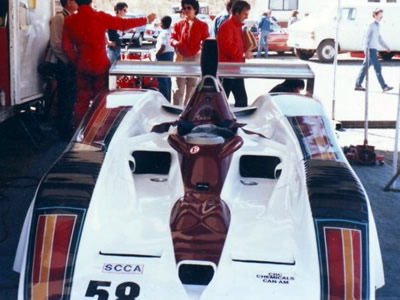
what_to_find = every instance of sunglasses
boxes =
[182,6,193,11]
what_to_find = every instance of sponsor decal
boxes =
[102,263,144,275]
[256,273,295,285]
[190,146,200,154]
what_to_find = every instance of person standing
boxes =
[49,0,78,139]
[256,11,271,58]
[170,0,209,106]
[355,8,393,92]
[62,0,156,128]
[213,0,237,36]
[288,10,298,26]
[216,0,252,107]
[155,16,175,102]
[107,2,128,65]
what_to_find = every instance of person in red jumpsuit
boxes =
[62,0,156,128]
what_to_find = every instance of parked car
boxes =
[287,2,400,62]
[14,40,384,300]
[143,21,161,45]
[121,13,147,47]
[245,20,292,54]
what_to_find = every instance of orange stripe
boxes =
[342,229,354,300]
[83,107,109,144]
[32,215,56,300]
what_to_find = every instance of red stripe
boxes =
[48,215,76,299]
[81,97,106,143]
[32,216,46,285]
[92,108,124,143]
[352,230,362,300]
[326,228,345,299]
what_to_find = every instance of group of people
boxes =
[50,0,256,137]
[49,0,156,139]
[156,0,254,107]
[49,0,393,140]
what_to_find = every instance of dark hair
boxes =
[75,0,91,6]
[60,0,68,7]
[161,16,172,29]
[114,2,127,13]
[270,79,305,93]
[372,8,383,17]
[291,10,298,17]
[232,0,250,15]
[226,0,238,11]
[181,0,200,15]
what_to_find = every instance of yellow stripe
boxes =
[32,215,56,300]
[342,229,354,300]
[84,107,109,144]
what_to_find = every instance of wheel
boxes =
[134,34,143,47]
[294,49,315,60]
[379,52,394,61]
[317,40,335,63]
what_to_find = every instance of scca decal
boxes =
[102,263,144,274]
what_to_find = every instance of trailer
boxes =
[0,0,57,123]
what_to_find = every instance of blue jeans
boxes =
[107,48,121,66]
[156,52,174,102]
[355,49,387,89]
[257,31,269,58]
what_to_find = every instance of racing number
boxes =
[116,282,140,300]
[86,280,140,300]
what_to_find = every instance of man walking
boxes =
[355,8,393,93]
[256,11,271,58]
[217,0,252,107]
[49,0,78,139]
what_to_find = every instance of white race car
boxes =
[14,40,384,300]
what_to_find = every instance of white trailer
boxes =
[253,0,367,27]
[0,0,56,122]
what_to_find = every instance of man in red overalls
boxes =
[62,0,156,128]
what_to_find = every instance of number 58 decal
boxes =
[85,280,140,300]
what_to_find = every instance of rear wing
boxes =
[109,61,315,95]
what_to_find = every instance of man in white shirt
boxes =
[155,16,175,102]
[355,8,393,93]
[49,0,78,139]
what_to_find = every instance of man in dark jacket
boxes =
[62,0,155,128]
[49,0,78,139]
[256,11,271,58]
[107,2,128,65]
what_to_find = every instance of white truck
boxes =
[287,2,400,63]
[0,0,57,122]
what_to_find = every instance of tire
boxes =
[295,49,315,60]
[134,34,143,47]
[379,52,394,61]
[317,40,335,63]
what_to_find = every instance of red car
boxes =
[245,20,292,54]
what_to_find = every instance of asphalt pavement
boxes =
[1,53,400,299]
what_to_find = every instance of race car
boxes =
[14,39,384,299]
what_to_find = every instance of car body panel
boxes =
[14,58,383,299]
